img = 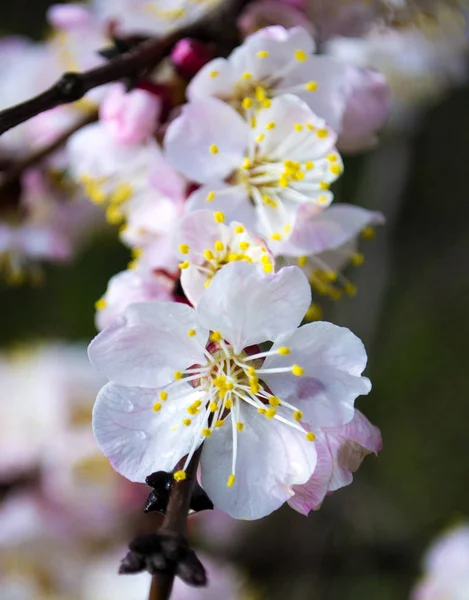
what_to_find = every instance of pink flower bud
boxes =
[99,83,161,145]
[171,39,214,80]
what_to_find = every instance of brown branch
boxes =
[0,0,251,138]
[149,448,203,600]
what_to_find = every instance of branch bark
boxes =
[0,0,251,137]
[149,448,203,600]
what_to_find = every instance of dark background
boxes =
[2,2,469,598]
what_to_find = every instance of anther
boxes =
[317,129,328,139]
[179,244,190,255]
[183,419,191,426]
[95,298,107,310]
[209,402,218,412]
[214,240,224,251]
[179,261,189,270]
[242,158,251,169]
[159,391,168,401]
[294,49,308,61]
[269,396,280,407]
[188,329,196,337]
[257,50,269,58]
[265,121,276,130]
[305,81,318,91]
[330,164,342,175]
[202,428,212,438]
[241,72,252,80]
[266,407,277,419]
[209,70,219,78]
[227,474,236,487]
[278,347,290,355]
[206,191,215,202]
[214,211,225,223]
[294,410,303,422]
[271,233,282,241]
[174,470,187,481]
[153,402,162,412]
[209,144,219,154]
[204,249,214,261]
[294,123,303,132]
[236,422,244,432]
[210,331,222,341]
[306,432,316,442]
[235,225,245,234]
[292,364,304,376]
[242,97,253,109]
[297,256,307,267]
[239,241,250,251]
[174,371,183,380]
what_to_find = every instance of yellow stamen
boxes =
[210,331,222,341]
[294,49,308,61]
[209,144,219,154]
[153,402,162,412]
[174,371,183,380]
[204,249,214,261]
[179,260,189,270]
[242,97,253,109]
[294,410,303,422]
[306,432,316,442]
[214,211,225,223]
[159,391,168,401]
[227,474,236,487]
[174,470,186,481]
[206,191,216,202]
[278,347,290,355]
[214,240,224,252]
[292,364,304,376]
[257,50,269,58]
[202,428,212,438]
[237,422,244,432]
[95,298,107,311]
[179,244,190,255]
[305,81,318,91]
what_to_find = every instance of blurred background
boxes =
[1,1,469,599]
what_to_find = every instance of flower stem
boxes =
[149,446,203,600]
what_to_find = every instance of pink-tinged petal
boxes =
[280,204,384,256]
[88,302,208,388]
[96,270,174,331]
[187,58,238,101]
[197,262,311,353]
[19,226,71,261]
[338,68,389,153]
[326,409,382,492]
[47,4,94,29]
[100,83,161,145]
[93,382,206,482]
[263,322,371,428]
[164,98,247,183]
[200,404,317,519]
[238,4,314,38]
[288,432,332,515]
[186,184,257,231]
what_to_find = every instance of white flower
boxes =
[175,209,274,305]
[89,261,371,519]
[165,94,343,240]
[188,25,389,152]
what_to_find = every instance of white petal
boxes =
[282,204,384,256]
[197,262,311,353]
[88,302,208,387]
[186,183,257,231]
[254,94,337,160]
[164,98,247,183]
[200,404,317,519]
[263,322,371,428]
[93,382,206,482]
[187,57,237,100]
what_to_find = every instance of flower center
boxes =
[156,332,314,486]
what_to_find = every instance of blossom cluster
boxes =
[47,6,389,520]
[0,0,467,592]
